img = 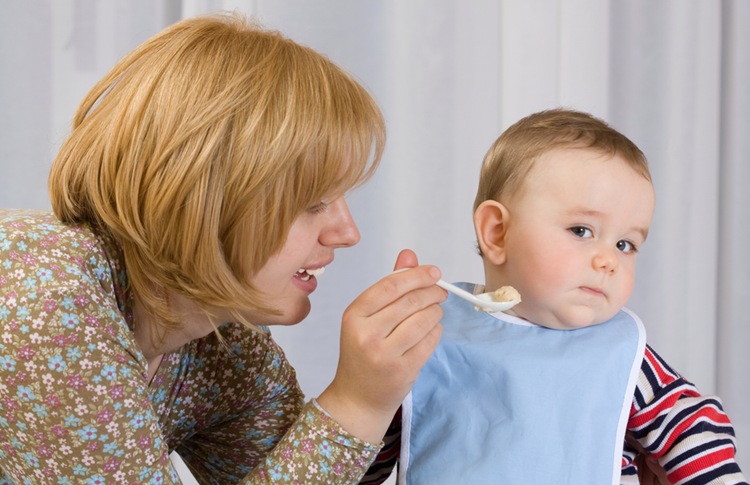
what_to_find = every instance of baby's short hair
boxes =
[49,12,385,333]
[473,108,650,211]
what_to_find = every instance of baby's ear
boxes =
[474,200,510,265]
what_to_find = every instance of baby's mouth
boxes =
[295,267,325,281]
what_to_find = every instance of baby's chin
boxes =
[508,305,614,330]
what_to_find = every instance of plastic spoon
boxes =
[392,268,520,313]
[435,280,520,313]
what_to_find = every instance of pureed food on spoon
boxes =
[474,286,521,313]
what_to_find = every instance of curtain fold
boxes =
[0,0,747,471]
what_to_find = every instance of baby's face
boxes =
[493,147,655,330]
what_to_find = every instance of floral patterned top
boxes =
[0,209,381,485]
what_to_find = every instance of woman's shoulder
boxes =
[1,208,131,319]
[0,209,104,260]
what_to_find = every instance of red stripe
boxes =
[654,407,733,456]
[629,390,682,428]
[665,447,736,483]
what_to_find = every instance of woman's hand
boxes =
[317,249,446,443]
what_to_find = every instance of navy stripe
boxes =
[663,437,737,470]
[681,463,746,485]
[641,399,726,451]
[639,353,664,401]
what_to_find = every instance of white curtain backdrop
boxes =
[1,0,747,471]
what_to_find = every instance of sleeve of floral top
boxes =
[165,323,382,485]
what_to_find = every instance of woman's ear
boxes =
[474,200,510,265]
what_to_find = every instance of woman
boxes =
[0,13,445,485]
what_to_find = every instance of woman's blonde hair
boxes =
[49,12,385,336]
[473,108,650,211]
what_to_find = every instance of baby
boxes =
[396,109,747,485]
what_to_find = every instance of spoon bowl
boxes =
[435,280,520,313]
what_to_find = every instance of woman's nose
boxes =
[320,198,360,248]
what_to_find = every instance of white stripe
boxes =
[613,308,648,485]
[671,456,740,485]
[629,385,702,433]
[652,407,732,455]
[397,391,413,485]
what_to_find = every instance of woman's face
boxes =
[242,196,361,326]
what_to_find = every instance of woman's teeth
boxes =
[296,267,325,281]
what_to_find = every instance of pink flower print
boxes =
[17,344,36,360]
[36,444,53,458]
[74,294,89,307]
[43,299,58,312]
[333,462,344,475]
[2,397,19,412]
[8,251,18,260]
[97,408,115,423]
[88,441,100,451]
[103,457,121,472]
[137,435,151,449]
[301,439,315,454]
[45,395,61,408]
[21,253,36,266]
[110,386,125,400]
[84,315,99,327]
[50,425,67,438]
[52,334,67,347]
[66,374,85,390]
[282,447,293,460]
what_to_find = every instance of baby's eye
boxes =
[617,240,637,253]
[570,226,593,238]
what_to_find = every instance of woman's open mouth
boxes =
[295,267,325,281]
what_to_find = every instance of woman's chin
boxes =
[261,301,312,327]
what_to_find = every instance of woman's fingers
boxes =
[393,248,419,270]
[347,264,443,319]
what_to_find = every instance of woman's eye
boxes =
[307,202,329,214]
[617,240,637,253]
[570,226,593,238]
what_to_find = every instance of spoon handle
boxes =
[435,280,478,304]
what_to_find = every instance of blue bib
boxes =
[400,283,645,485]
